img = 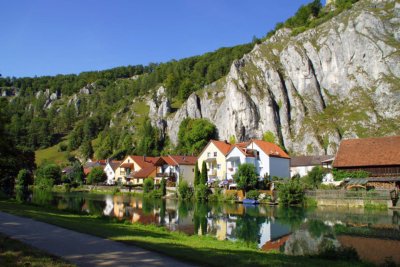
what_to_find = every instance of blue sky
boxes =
[0,0,316,77]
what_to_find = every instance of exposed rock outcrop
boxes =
[154,0,400,155]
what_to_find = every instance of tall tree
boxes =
[200,161,208,185]
[194,162,201,187]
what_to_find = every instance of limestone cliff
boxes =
[149,0,400,155]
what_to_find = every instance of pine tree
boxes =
[201,161,208,185]
[80,139,94,160]
[194,162,200,187]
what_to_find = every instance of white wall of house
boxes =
[226,147,246,180]
[290,166,314,177]
[178,165,195,186]
[247,142,270,178]
[247,142,290,179]
[270,157,290,178]
[104,164,115,185]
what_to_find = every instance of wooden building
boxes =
[333,136,400,189]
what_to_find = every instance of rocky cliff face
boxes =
[149,0,400,155]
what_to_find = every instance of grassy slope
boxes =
[35,144,70,166]
[0,200,370,267]
[0,233,74,267]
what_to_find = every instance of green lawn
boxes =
[35,143,70,166]
[0,199,370,267]
[0,233,74,267]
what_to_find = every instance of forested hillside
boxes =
[1,0,393,167]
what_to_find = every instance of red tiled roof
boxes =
[333,136,400,168]
[120,163,134,169]
[161,156,176,166]
[251,140,290,159]
[211,140,234,156]
[168,155,197,165]
[133,166,157,178]
[109,161,122,171]
[127,156,159,169]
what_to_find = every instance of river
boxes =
[31,191,400,265]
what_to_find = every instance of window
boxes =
[128,159,130,163]
[214,152,217,157]
[192,168,194,172]
[207,152,211,158]
[217,164,221,170]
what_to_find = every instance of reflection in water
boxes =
[38,192,400,265]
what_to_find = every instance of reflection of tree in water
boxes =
[86,199,106,216]
[307,219,332,238]
[276,206,306,230]
[178,201,190,218]
[233,213,264,247]
[194,202,209,235]
[32,190,54,206]
[159,200,166,225]
[142,197,154,215]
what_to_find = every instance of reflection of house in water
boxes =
[337,236,400,265]
[259,221,291,249]
[103,195,114,216]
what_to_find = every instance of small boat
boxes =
[242,199,259,205]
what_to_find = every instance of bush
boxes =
[86,167,106,185]
[304,166,325,189]
[278,179,305,206]
[246,190,259,200]
[35,163,62,185]
[178,180,192,199]
[195,184,209,201]
[143,178,154,194]
[234,163,258,191]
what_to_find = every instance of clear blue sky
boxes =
[0,0,317,78]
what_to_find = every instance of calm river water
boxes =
[32,191,400,265]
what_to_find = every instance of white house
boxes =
[226,142,257,180]
[104,160,122,185]
[225,139,290,184]
[290,155,334,178]
[154,155,197,186]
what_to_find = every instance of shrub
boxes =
[332,168,369,181]
[86,167,106,185]
[195,184,209,201]
[143,178,154,194]
[246,190,259,200]
[304,166,325,189]
[278,179,305,206]
[178,180,192,199]
[234,163,258,191]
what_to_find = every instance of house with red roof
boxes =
[115,155,158,185]
[197,140,234,182]
[154,155,198,186]
[333,136,400,189]
[104,160,122,185]
[226,140,290,181]
[198,139,290,184]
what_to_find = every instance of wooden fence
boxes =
[305,189,392,200]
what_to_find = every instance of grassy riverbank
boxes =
[0,233,74,267]
[0,199,370,267]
